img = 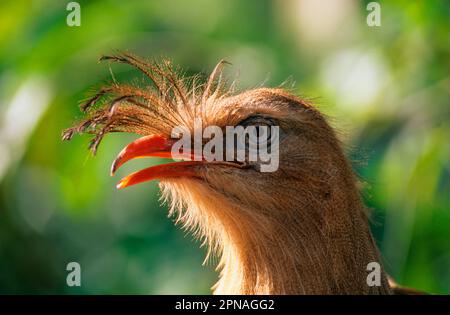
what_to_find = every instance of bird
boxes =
[62,53,422,295]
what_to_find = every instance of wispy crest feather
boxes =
[62,53,231,153]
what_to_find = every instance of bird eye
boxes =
[235,115,276,156]
[237,114,275,128]
[247,125,271,151]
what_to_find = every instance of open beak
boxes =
[111,134,203,189]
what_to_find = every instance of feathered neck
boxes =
[161,177,392,295]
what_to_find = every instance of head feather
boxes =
[62,53,231,154]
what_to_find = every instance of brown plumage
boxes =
[64,53,417,294]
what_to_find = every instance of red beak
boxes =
[111,134,203,189]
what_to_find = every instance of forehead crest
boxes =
[62,54,232,154]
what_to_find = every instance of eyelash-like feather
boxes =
[62,53,232,154]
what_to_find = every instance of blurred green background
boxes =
[0,0,448,294]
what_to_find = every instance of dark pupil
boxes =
[242,122,272,150]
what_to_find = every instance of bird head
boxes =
[63,54,390,294]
